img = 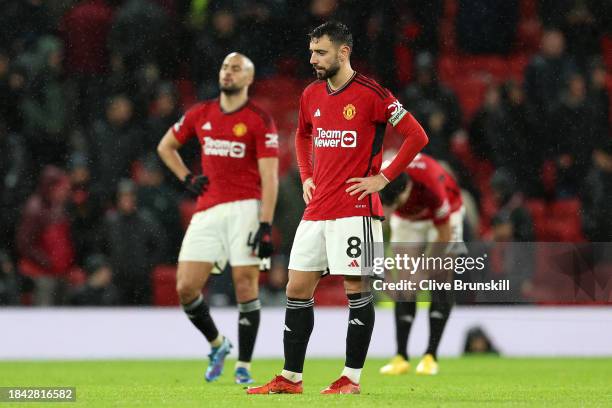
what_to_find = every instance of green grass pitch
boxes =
[1,357,610,407]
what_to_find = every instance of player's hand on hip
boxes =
[184,173,209,196]
[302,177,316,204]
[248,222,274,259]
[345,174,389,200]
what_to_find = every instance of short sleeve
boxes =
[171,105,199,144]
[255,114,279,159]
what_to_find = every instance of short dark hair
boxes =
[308,21,353,49]
[379,172,410,206]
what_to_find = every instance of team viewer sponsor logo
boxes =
[203,136,246,158]
[314,128,357,148]
[387,99,408,127]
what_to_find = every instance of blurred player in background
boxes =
[248,21,428,395]
[157,53,279,384]
[379,153,464,376]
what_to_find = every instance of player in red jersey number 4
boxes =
[158,53,279,385]
[247,21,428,395]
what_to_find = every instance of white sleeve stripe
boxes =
[435,200,450,219]
[264,133,279,148]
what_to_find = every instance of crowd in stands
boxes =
[1,0,611,306]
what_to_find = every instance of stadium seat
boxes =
[462,55,508,80]
[314,276,348,306]
[519,0,538,18]
[179,199,197,231]
[447,76,489,121]
[394,42,414,86]
[529,242,607,304]
[550,199,581,218]
[438,55,459,83]
[549,199,585,242]
[529,244,575,303]
[526,199,547,240]
[601,35,612,72]
[508,53,530,81]
[529,199,585,242]
[526,199,546,220]
[175,79,197,110]
[152,264,179,306]
[67,267,87,287]
[540,160,557,195]
[516,18,542,54]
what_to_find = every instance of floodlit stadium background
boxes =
[1,0,611,360]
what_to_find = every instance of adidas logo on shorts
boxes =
[348,259,360,268]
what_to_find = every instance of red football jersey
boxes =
[394,153,463,225]
[296,72,410,221]
[171,99,279,212]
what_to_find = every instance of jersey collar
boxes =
[218,98,249,115]
[326,71,357,96]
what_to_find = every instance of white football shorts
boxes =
[178,199,260,267]
[390,206,465,244]
[288,216,383,276]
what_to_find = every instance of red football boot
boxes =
[320,376,361,394]
[246,375,303,395]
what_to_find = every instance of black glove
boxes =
[183,173,209,196]
[248,222,274,259]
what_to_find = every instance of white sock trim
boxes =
[182,294,204,311]
[210,334,223,347]
[341,366,362,384]
[235,361,251,370]
[281,369,302,383]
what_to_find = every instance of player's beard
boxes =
[314,60,340,80]
[220,84,242,95]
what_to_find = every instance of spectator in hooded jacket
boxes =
[0,250,20,305]
[102,179,166,305]
[68,253,120,306]
[581,139,612,242]
[16,166,75,305]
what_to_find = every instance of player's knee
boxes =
[234,277,258,302]
[285,280,313,299]
[176,279,199,303]
[343,276,367,295]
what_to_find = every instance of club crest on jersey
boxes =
[233,122,248,137]
[343,104,356,120]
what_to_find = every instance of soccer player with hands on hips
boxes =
[247,21,428,395]
[157,52,279,385]
[378,153,465,377]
